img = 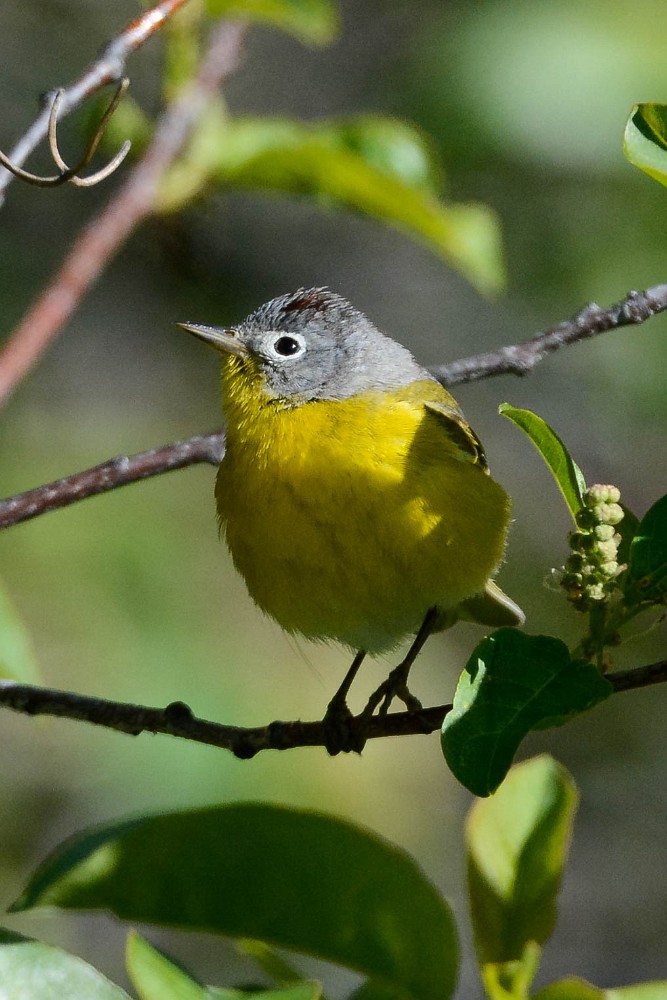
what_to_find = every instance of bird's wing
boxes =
[423,398,489,471]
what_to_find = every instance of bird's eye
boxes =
[272,335,304,358]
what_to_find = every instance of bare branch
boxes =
[430,284,667,385]
[0,661,663,757]
[0,433,225,529]
[0,0,189,203]
[0,18,247,407]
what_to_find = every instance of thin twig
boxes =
[0,283,665,529]
[430,285,667,385]
[0,19,247,407]
[0,661,663,757]
[0,80,131,188]
[0,433,225,529]
[0,0,189,203]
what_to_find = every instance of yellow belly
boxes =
[216,384,510,654]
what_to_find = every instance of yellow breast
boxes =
[215,365,510,654]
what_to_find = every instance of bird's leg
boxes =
[363,606,439,721]
[323,649,366,755]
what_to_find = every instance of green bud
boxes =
[576,508,597,530]
[593,502,624,526]
[596,539,618,562]
[585,484,621,505]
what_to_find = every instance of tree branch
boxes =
[0,17,247,407]
[429,284,667,384]
[0,432,225,529]
[0,662,663,757]
[1,283,665,530]
[0,0,189,204]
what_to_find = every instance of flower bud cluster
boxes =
[561,485,625,610]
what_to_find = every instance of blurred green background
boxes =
[1,0,666,994]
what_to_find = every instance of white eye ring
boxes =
[266,332,307,360]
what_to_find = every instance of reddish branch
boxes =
[0,662,664,757]
[0,0,189,203]
[1,283,665,530]
[0,17,247,406]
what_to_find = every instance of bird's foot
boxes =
[322,694,366,755]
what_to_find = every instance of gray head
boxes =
[181,288,430,402]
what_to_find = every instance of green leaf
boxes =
[466,756,577,971]
[625,494,667,605]
[159,115,505,294]
[608,985,667,1000]
[0,576,40,681]
[12,803,458,1000]
[206,989,320,1000]
[533,978,603,1000]
[0,927,130,999]
[204,0,338,46]
[534,980,667,1000]
[441,630,612,797]
[499,405,586,522]
[127,933,322,1000]
[615,504,641,577]
[127,931,209,1000]
[237,940,304,987]
[623,104,667,189]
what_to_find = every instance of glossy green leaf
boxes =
[159,115,504,294]
[0,576,39,682]
[204,0,338,46]
[127,931,209,1000]
[466,756,577,969]
[533,978,603,1000]
[623,104,667,189]
[625,494,667,605]
[13,803,458,1000]
[0,927,130,999]
[499,405,585,522]
[441,630,612,797]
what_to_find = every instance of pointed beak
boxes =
[178,322,248,357]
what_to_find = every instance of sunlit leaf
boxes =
[607,984,667,1000]
[13,803,458,1000]
[466,756,577,974]
[499,405,585,522]
[625,494,667,605]
[0,927,129,999]
[159,115,505,294]
[204,0,338,46]
[0,577,39,682]
[535,979,667,1000]
[533,978,603,1000]
[127,931,209,1000]
[441,630,612,797]
[623,104,667,189]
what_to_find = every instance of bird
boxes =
[180,288,523,750]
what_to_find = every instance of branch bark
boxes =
[1,661,664,757]
[1,283,665,529]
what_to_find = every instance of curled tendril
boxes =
[0,77,131,188]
